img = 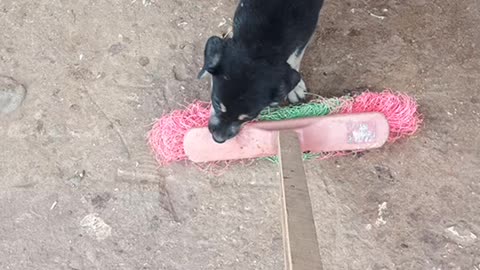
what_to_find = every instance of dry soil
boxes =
[1,0,479,269]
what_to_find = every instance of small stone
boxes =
[139,56,150,66]
[70,104,81,111]
[122,36,132,44]
[80,213,112,241]
[0,76,26,114]
[91,192,112,209]
[66,170,85,188]
[444,225,477,246]
[108,43,126,56]
[68,257,84,270]
[36,120,45,135]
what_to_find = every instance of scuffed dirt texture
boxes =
[0,0,479,269]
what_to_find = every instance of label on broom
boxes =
[346,122,377,144]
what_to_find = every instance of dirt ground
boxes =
[1,0,479,269]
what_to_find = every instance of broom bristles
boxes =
[147,101,211,166]
[148,90,422,166]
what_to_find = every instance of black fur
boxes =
[199,0,324,143]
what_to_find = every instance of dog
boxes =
[198,0,325,143]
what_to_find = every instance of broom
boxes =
[148,90,421,166]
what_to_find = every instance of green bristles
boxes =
[257,97,349,162]
[258,98,345,122]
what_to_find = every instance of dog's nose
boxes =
[212,133,227,144]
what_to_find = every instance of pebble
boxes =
[139,56,150,66]
[0,76,26,114]
[80,213,112,241]
[444,225,477,246]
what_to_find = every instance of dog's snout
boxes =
[212,133,227,144]
[208,115,241,143]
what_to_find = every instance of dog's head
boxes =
[198,36,301,143]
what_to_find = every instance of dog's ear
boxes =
[198,36,224,79]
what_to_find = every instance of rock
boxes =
[108,42,126,56]
[139,56,150,66]
[90,192,112,209]
[444,224,477,246]
[67,256,84,270]
[0,76,26,114]
[80,213,112,241]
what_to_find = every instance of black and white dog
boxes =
[198,0,325,143]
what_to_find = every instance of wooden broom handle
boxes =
[278,131,323,270]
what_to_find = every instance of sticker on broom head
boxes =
[347,122,376,144]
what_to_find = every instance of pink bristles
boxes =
[340,90,422,142]
[148,101,210,165]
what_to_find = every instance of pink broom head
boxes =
[148,90,422,166]
[147,101,211,166]
[340,90,422,142]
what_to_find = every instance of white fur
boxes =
[286,47,307,103]
[220,103,227,112]
[238,114,249,120]
[287,47,306,71]
[287,79,307,103]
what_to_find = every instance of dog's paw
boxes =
[287,80,307,104]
